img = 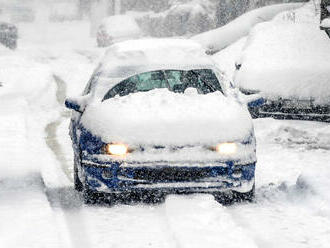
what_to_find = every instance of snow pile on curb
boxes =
[0,52,57,177]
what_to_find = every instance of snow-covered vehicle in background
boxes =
[0,22,17,49]
[65,39,263,204]
[234,21,330,122]
[96,15,142,47]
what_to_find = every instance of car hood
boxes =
[81,89,253,145]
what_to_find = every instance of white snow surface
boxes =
[82,89,252,145]
[191,3,302,53]
[212,37,247,80]
[1,14,330,248]
[100,15,142,39]
[235,19,330,103]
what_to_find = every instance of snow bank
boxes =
[81,89,252,145]
[235,22,330,104]
[191,3,302,53]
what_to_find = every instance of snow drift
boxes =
[191,3,303,53]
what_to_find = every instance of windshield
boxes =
[102,69,222,101]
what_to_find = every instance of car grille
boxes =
[119,166,228,183]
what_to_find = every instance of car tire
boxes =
[213,184,255,205]
[83,185,116,205]
[83,187,99,204]
[232,184,255,203]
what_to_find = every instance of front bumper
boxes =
[81,159,256,194]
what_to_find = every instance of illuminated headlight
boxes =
[105,143,128,156]
[216,143,237,155]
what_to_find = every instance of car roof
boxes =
[100,38,214,77]
[92,38,217,98]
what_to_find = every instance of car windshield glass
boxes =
[102,69,222,101]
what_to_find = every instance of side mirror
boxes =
[235,62,242,71]
[65,96,89,113]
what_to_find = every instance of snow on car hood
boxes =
[235,22,330,104]
[81,89,252,145]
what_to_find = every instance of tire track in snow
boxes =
[45,75,72,182]
[44,74,92,248]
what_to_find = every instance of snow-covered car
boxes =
[0,22,17,49]
[235,22,330,122]
[96,15,142,47]
[65,39,262,204]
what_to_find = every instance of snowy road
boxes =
[1,21,330,248]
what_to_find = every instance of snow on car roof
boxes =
[93,38,217,97]
[101,38,214,72]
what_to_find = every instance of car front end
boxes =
[77,127,256,199]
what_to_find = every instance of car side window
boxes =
[103,78,137,100]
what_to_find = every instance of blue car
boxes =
[65,39,262,204]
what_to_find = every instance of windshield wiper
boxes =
[189,70,217,93]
